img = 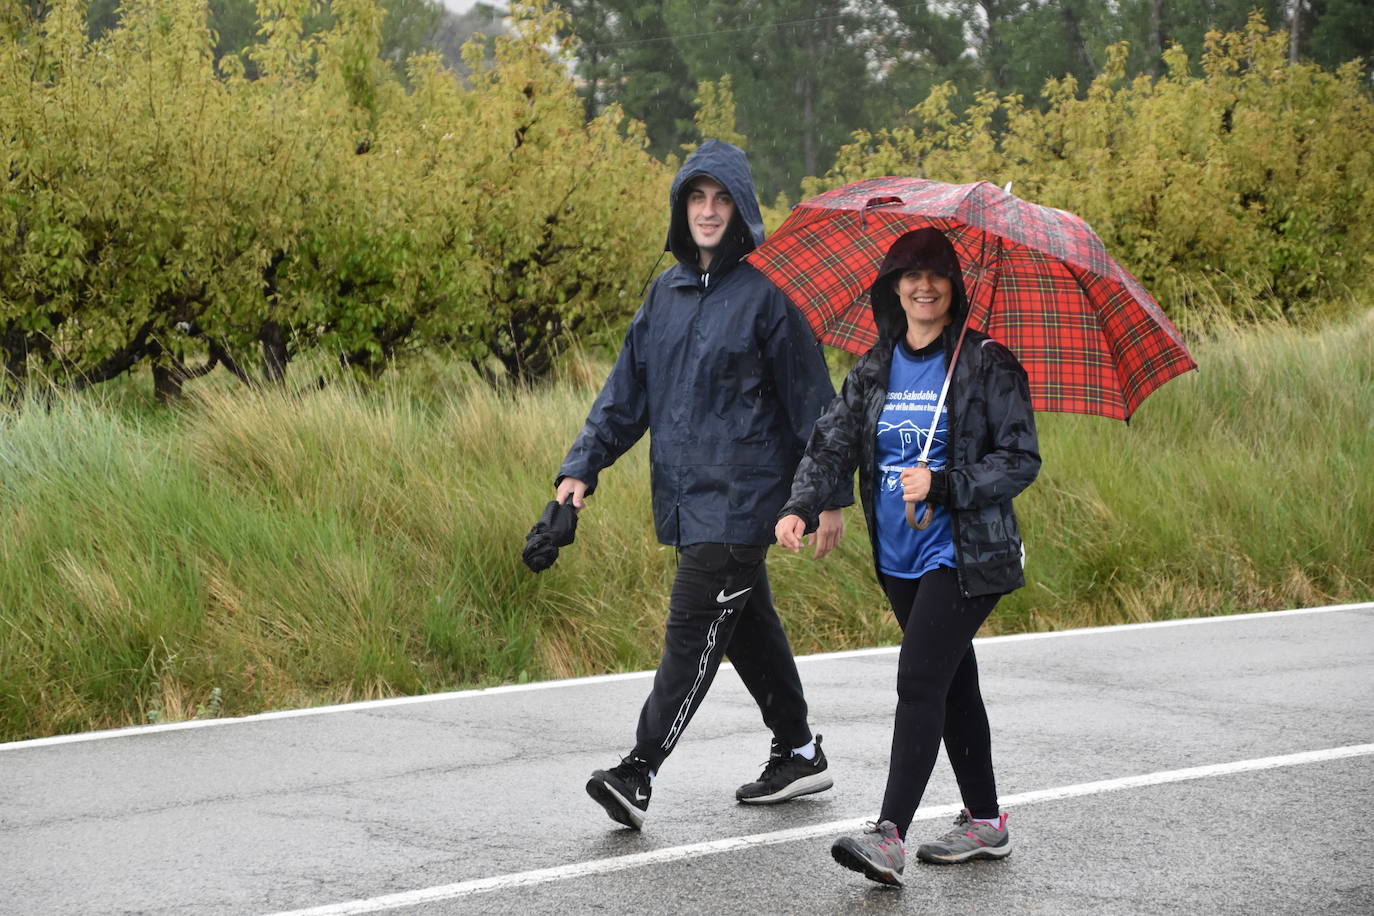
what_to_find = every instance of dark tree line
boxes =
[559,0,1374,199]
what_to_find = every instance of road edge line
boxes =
[5,601,1370,751]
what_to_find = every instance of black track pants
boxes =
[631,543,812,772]
[877,566,1001,838]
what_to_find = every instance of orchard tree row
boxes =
[3,2,1371,403]
[0,0,667,399]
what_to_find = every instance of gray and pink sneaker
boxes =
[916,809,1012,863]
[831,820,905,886]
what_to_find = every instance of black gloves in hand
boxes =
[521,499,579,573]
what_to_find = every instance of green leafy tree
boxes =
[564,0,1367,203]
[1302,0,1374,79]
[254,0,668,383]
[864,0,979,124]
[87,0,446,82]
[662,0,874,196]
[1,0,667,397]
[449,0,668,382]
[821,15,1374,320]
[558,0,698,158]
[428,1,507,75]
[1116,0,1286,76]
[0,0,283,399]
[688,74,747,151]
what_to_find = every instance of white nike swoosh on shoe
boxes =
[716,587,752,603]
[634,789,648,802]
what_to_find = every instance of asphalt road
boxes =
[3,603,1372,915]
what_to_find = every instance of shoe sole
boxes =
[585,777,646,830]
[915,841,1012,864]
[735,771,834,805]
[831,839,903,887]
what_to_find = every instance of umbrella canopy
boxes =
[745,176,1197,421]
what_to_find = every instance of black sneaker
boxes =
[735,733,833,804]
[586,755,652,829]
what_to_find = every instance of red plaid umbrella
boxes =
[745,176,1196,421]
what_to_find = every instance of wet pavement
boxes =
[3,603,1372,915]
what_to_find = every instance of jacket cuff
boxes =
[927,469,951,506]
[821,481,856,511]
[778,503,819,534]
[554,470,598,496]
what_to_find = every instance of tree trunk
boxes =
[1,322,28,405]
[1288,0,1301,63]
[152,363,183,405]
[259,251,288,384]
[71,320,156,392]
[210,341,253,386]
[583,48,601,121]
[259,321,289,385]
[154,351,220,403]
[1147,0,1165,77]
[1062,2,1097,80]
[979,0,1012,91]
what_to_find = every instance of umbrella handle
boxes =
[904,462,935,531]
[905,501,934,531]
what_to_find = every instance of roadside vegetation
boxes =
[1,308,1370,742]
[3,2,1371,743]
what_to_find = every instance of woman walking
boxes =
[776,227,1040,887]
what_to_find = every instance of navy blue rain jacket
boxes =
[558,140,851,546]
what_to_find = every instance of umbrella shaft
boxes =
[916,322,970,466]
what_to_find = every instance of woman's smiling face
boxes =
[894,268,954,330]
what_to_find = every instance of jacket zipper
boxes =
[942,330,970,598]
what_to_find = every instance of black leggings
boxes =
[878,566,1001,838]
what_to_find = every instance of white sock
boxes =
[972,814,1003,828]
[792,740,816,760]
[648,769,657,786]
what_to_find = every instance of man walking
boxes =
[555,140,850,830]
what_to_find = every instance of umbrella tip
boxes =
[1003,181,1014,195]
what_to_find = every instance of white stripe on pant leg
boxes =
[661,607,732,753]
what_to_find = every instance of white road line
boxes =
[264,743,1374,916]
[4,601,1370,752]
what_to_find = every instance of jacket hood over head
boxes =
[666,140,766,277]
[869,227,970,341]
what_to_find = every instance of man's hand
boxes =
[775,514,806,552]
[556,477,588,510]
[899,466,932,503]
[811,508,845,559]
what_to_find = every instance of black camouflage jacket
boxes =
[780,326,1041,598]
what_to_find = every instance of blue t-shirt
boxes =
[874,339,957,578]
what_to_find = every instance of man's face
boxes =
[685,177,735,260]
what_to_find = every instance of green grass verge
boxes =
[1,313,1371,741]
